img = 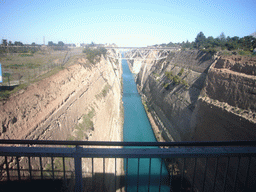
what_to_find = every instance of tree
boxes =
[218,32,226,49]
[205,36,215,48]
[218,32,226,42]
[241,36,255,51]
[48,41,54,46]
[2,39,7,46]
[31,42,36,46]
[14,41,23,46]
[8,41,12,46]
[195,32,206,49]
[58,41,64,46]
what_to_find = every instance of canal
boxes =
[122,58,169,191]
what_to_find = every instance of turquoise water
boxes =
[122,59,169,191]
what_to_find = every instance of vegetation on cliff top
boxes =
[83,47,107,64]
[159,32,256,56]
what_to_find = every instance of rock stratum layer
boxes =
[0,55,123,191]
[192,55,256,141]
[132,50,256,142]
[1,56,122,142]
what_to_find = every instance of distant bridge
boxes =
[105,46,180,61]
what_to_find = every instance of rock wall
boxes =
[135,50,215,141]
[133,51,256,191]
[134,50,256,142]
[192,55,256,141]
[0,55,123,190]
[0,56,123,142]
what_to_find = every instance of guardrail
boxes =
[0,140,256,192]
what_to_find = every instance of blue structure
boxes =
[0,63,2,83]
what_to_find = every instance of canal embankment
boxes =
[0,54,124,191]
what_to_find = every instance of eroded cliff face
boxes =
[0,56,122,142]
[133,50,256,142]
[134,50,214,141]
[191,55,256,141]
[0,55,123,189]
[132,50,256,192]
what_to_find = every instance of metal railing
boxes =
[0,140,256,192]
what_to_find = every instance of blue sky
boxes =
[0,0,255,47]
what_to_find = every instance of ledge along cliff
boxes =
[130,50,256,142]
[0,54,123,191]
[128,50,256,191]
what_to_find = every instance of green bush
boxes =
[178,68,184,76]
[181,79,189,88]
[173,76,181,84]
[238,50,252,56]
[19,53,33,57]
[83,47,107,64]
[201,48,217,55]
[24,63,40,69]
[165,71,173,80]
[163,83,169,89]
[95,84,111,99]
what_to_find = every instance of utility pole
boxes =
[43,36,45,45]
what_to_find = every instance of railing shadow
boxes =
[0,172,185,192]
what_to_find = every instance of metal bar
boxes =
[170,163,174,191]
[5,156,10,181]
[137,158,140,192]
[148,158,152,192]
[213,157,219,192]
[202,158,208,192]
[103,158,105,192]
[28,156,32,179]
[245,157,252,189]
[1,139,256,147]
[51,157,55,180]
[191,158,197,192]
[223,157,230,192]
[74,147,83,192]
[159,158,163,192]
[181,158,186,192]
[1,146,256,158]
[115,158,117,192]
[16,156,21,181]
[92,158,94,192]
[125,158,128,192]
[39,156,43,179]
[233,157,241,192]
[63,157,66,181]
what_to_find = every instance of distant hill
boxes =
[249,32,256,38]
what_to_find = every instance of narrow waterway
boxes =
[122,58,169,191]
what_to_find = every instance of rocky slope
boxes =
[133,50,256,142]
[0,55,123,190]
[191,55,256,141]
[134,50,215,141]
[130,50,256,191]
[0,56,123,142]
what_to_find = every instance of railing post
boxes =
[74,146,83,192]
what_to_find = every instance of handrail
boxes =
[0,139,256,146]
[1,140,256,192]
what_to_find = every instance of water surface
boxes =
[122,59,169,191]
